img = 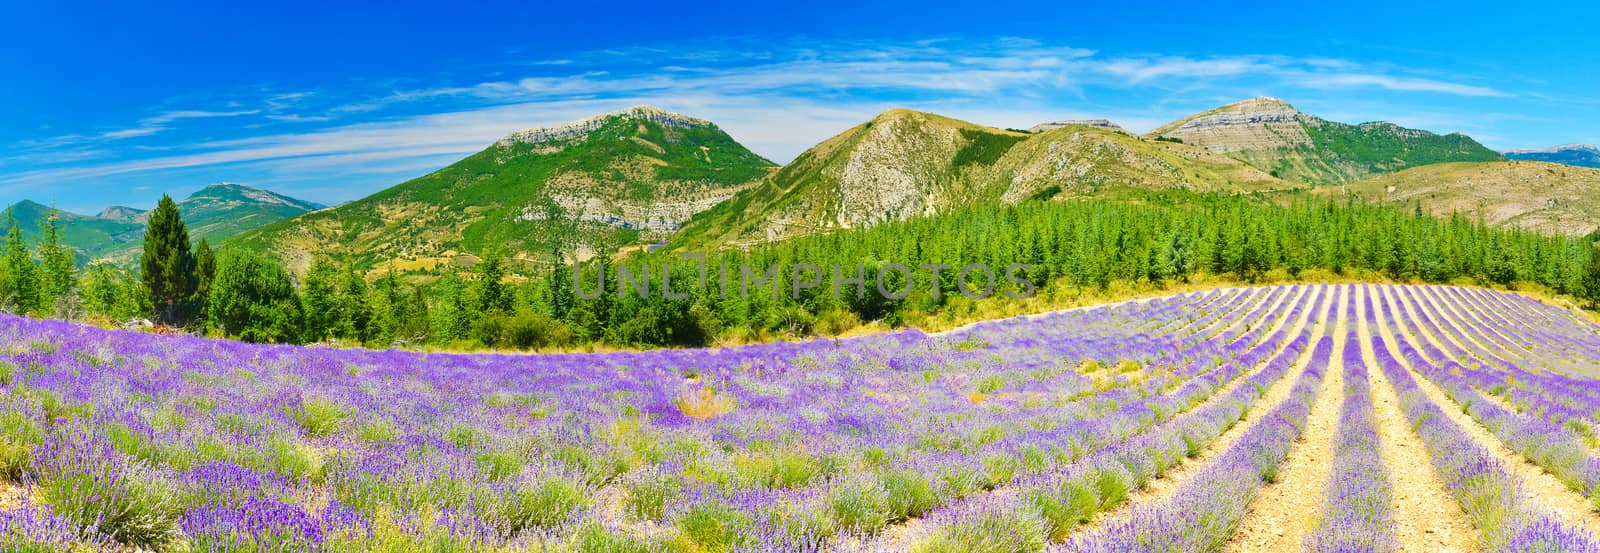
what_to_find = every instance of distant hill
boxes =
[1326,160,1600,236]
[673,108,1295,249]
[1504,144,1600,168]
[1148,97,1503,185]
[2,183,323,263]
[0,200,144,263]
[230,106,777,276]
[96,205,145,222]
[165,183,325,245]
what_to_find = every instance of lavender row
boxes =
[897,313,1323,551]
[1303,326,1397,552]
[1381,287,1600,508]
[801,287,1319,549]
[1368,332,1600,551]
[1413,287,1600,444]
[1056,333,1334,552]
[1397,333,1600,510]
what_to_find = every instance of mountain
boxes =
[673,109,1294,248]
[96,205,145,222]
[230,106,777,275]
[1148,97,1503,185]
[163,183,325,244]
[1504,144,1600,168]
[0,200,144,262]
[1,184,322,263]
[1326,160,1600,236]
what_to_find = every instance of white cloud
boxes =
[1096,56,1279,83]
[1294,73,1508,97]
[0,37,1539,203]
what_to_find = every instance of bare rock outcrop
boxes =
[495,106,713,148]
[1028,119,1130,134]
[1149,97,1310,153]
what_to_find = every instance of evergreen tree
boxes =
[3,224,39,314]
[1583,243,1600,309]
[38,208,76,310]
[431,268,472,343]
[300,256,340,342]
[338,267,373,343]
[1165,224,1195,283]
[476,250,512,315]
[193,238,217,314]
[207,249,303,343]
[141,195,198,325]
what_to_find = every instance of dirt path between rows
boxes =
[1362,284,1477,552]
[1374,284,1600,541]
[1219,285,1344,553]
[1071,284,1338,539]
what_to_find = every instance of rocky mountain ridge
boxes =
[673,108,1294,249]
[1149,97,1502,184]
[495,106,714,149]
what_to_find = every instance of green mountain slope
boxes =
[230,106,777,275]
[170,183,325,244]
[673,109,1296,249]
[0,200,144,262]
[2,184,323,263]
[1149,97,1503,185]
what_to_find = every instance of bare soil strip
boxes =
[1072,284,1339,538]
[1374,285,1600,540]
[1413,287,1519,364]
[1388,286,1474,366]
[1360,284,1477,552]
[1219,285,1346,553]
[1205,285,1284,339]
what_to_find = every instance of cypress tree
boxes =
[141,195,198,325]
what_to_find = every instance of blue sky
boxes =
[3,0,1597,214]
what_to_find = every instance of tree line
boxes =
[5,191,1600,349]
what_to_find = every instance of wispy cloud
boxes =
[99,109,260,140]
[1294,73,1508,97]
[0,37,1542,204]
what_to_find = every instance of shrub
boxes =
[675,500,751,552]
[493,476,590,536]
[33,432,182,549]
[622,468,683,521]
[827,478,892,533]
[882,470,939,520]
[0,411,43,479]
[910,504,1048,553]
[288,398,349,438]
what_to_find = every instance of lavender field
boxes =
[4,283,1600,552]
